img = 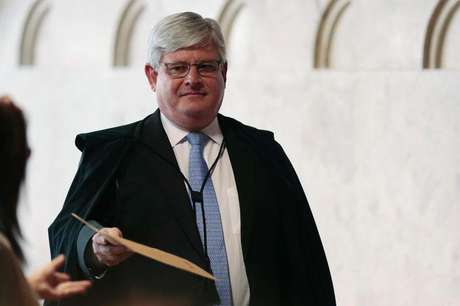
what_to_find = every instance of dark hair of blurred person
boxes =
[0,95,91,304]
[0,95,29,262]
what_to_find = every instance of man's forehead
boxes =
[162,44,219,61]
[162,48,219,62]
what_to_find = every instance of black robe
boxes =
[47,110,335,306]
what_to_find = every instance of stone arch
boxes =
[113,0,146,67]
[314,0,351,69]
[19,0,50,66]
[423,0,460,68]
[217,0,245,53]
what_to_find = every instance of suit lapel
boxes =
[219,116,257,259]
[139,110,206,260]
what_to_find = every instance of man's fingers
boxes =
[93,227,123,246]
[93,233,116,245]
[99,227,123,238]
[91,227,132,266]
[96,244,129,255]
[94,249,132,267]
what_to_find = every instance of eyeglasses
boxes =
[162,60,222,78]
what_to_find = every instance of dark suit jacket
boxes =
[47,110,335,306]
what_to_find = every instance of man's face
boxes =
[145,44,227,131]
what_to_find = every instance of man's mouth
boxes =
[180,92,206,97]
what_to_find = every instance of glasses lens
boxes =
[197,62,219,75]
[166,63,189,77]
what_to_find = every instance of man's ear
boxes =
[144,64,158,91]
[221,62,228,85]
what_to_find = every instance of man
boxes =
[47,12,335,306]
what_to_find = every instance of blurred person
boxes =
[48,11,335,306]
[0,96,91,306]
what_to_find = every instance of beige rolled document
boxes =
[71,213,215,281]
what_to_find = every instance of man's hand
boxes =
[92,227,132,267]
[28,254,92,300]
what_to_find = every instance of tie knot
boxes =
[186,132,209,146]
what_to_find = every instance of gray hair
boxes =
[146,12,226,69]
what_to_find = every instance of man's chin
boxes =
[179,101,213,116]
[178,110,216,130]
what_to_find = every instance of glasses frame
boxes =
[161,60,223,79]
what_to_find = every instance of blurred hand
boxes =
[92,227,132,267]
[28,254,91,300]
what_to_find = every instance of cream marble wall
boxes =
[0,1,459,305]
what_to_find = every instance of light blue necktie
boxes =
[186,132,233,306]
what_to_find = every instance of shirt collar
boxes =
[160,113,223,148]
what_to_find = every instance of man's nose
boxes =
[184,65,202,85]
